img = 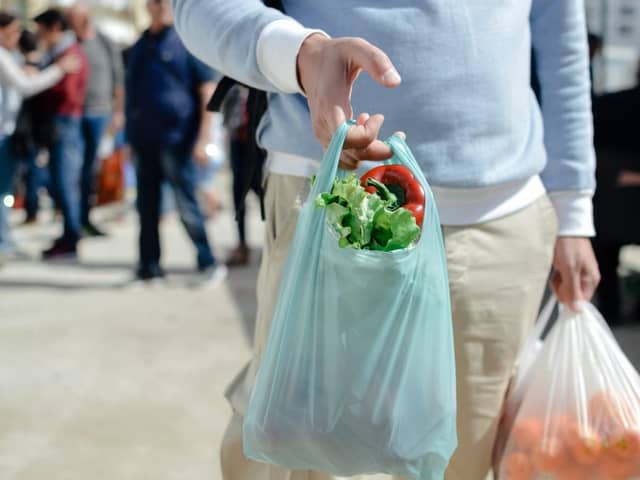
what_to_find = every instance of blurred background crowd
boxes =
[0,0,255,284]
[0,0,638,322]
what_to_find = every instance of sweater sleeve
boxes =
[530,0,596,237]
[0,48,64,98]
[172,0,323,93]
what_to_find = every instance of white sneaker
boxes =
[190,264,228,289]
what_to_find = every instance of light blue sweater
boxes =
[173,0,594,194]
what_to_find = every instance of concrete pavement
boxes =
[0,171,638,480]
[0,174,260,480]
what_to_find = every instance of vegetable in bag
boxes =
[316,170,422,251]
[361,164,425,226]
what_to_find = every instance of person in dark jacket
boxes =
[125,0,224,285]
[34,8,89,259]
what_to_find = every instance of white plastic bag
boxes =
[497,301,640,479]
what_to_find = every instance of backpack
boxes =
[207,0,285,221]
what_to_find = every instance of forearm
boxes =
[173,0,286,91]
[531,0,595,236]
[4,62,63,97]
[197,82,216,143]
[113,84,124,115]
[172,0,324,93]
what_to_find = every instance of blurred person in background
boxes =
[14,29,51,224]
[33,9,89,260]
[194,114,224,218]
[591,64,640,324]
[125,0,225,285]
[68,2,125,237]
[222,85,260,267]
[0,11,79,264]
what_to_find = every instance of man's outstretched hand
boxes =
[297,34,402,169]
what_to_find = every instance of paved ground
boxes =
[0,172,260,480]
[0,171,638,480]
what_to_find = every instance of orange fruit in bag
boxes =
[555,463,593,480]
[609,428,640,461]
[563,422,603,465]
[555,414,576,437]
[598,452,636,479]
[511,417,544,451]
[501,451,534,480]
[532,436,568,473]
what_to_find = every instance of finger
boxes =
[339,159,359,170]
[555,266,583,312]
[550,270,562,299]
[339,150,360,170]
[393,131,407,141]
[550,269,580,312]
[354,140,393,161]
[567,267,584,311]
[344,113,385,150]
[580,266,601,301]
[342,38,402,88]
[357,113,370,126]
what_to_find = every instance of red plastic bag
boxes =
[496,301,640,480]
[96,148,125,206]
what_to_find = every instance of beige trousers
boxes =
[221,173,557,480]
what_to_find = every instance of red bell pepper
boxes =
[360,165,425,227]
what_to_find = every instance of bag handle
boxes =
[531,295,557,343]
[510,295,557,394]
[385,134,429,185]
[309,120,355,197]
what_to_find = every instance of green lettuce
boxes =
[316,175,420,251]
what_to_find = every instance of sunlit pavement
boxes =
[0,170,638,480]
[0,171,259,480]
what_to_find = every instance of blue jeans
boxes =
[23,149,46,219]
[80,114,110,225]
[48,115,83,244]
[0,136,18,253]
[133,145,215,272]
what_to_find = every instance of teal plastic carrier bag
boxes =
[244,122,457,480]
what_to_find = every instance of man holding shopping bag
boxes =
[172,1,600,479]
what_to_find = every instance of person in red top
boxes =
[33,9,89,259]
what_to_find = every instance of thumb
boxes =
[342,38,402,88]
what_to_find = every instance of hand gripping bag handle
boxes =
[313,121,429,195]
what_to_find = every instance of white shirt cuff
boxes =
[548,191,596,237]
[256,19,329,94]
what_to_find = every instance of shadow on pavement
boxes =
[225,247,261,346]
[4,256,197,274]
[0,278,124,290]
